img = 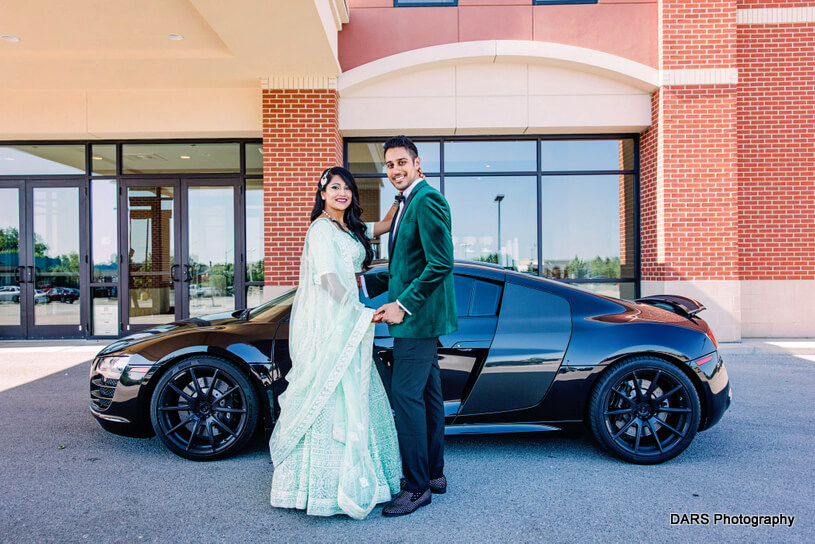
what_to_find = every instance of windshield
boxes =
[247,290,296,322]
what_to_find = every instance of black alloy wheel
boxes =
[589,357,700,464]
[150,356,260,461]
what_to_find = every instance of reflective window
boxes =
[246,179,264,282]
[188,186,235,318]
[453,275,473,317]
[569,282,636,301]
[33,187,80,326]
[128,186,175,325]
[245,143,263,175]
[92,286,118,335]
[246,285,264,309]
[346,137,638,292]
[471,280,502,317]
[444,141,536,173]
[122,143,240,174]
[0,188,20,326]
[348,141,440,174]
[447,176,538,273]
[91,179,118,282]
[541,139,635,172]
[0,145,85,175]
[91,145,117,176]
[541,175,635,280]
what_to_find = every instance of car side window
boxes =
[453,275,473,317]
[470,280,502,317]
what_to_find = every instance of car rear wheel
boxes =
[149,356,260,461]
[589,357,700,464]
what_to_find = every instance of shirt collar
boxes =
[401,176,424,199]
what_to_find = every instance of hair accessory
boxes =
[319,169,331,188]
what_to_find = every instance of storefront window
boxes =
[345,137,638,292]
[447,176,537,273]
[91,179,118,282]
[91,145,117,176]
[0,145,85,175]
[122,143,240,174]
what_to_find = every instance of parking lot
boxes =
[0,340,812,543]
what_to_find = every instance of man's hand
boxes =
[375,302,405,325]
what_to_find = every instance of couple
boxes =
[268,136,458,519]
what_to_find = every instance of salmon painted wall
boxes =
[340,0,657,71]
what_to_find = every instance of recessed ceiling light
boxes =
[92,156,103,160]
[1,35,20,42]
[166,33,184,41]
[179,155,191,159]
[4,157,15,161]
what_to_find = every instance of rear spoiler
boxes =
[634,295,706,318]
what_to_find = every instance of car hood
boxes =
[96,310,245,356]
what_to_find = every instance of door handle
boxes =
[171,264,180,282]
[16,266,25,283]
[183,264,192,282]
[26,266,34,283]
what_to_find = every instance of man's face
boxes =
[384,146,421,192]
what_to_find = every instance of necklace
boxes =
[322,210,357,240]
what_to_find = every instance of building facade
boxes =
[0,0,813,341]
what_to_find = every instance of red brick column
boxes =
[262,89,342,289]
[641,1,739,282]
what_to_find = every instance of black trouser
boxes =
[392,337,445,493]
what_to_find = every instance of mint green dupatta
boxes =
[268,219,381,519]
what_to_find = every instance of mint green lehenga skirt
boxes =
[269,359,401,517]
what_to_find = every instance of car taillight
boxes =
[705,328,718,349]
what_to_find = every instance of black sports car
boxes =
[89,262,731,464]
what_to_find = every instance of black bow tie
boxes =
[395,194,405,203]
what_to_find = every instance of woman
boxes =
[269,166,401,519]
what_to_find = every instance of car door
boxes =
[367,269,504,424]
[456,276,572,418]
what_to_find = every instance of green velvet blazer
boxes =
[365,180,458,339]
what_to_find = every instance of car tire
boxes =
[149,356,260,461]
[589,356,700,464]
[12,295,19,303]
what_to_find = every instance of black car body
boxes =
[46,286,79,303]
[90,262,731,464]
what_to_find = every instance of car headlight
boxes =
[97,355,130,379]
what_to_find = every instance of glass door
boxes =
[185,180,243,318]
[120,178,243,332]
[0,181,25,337]
[121,181,180,332]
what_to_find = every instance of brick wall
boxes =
[641,1,740,281]
[737,22,815,280]
[262,89,342,287]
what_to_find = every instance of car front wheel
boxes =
[589,357,700,464]
[149,356,260,461]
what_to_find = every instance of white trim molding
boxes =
[738,7,815,25]
[261,76,338,90]
[338,40,660,95]
[661,68,739,86]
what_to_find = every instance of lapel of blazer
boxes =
[389,179,427,257]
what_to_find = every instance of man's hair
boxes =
[383,135,418,161]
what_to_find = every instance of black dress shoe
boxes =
[400,475,447,494]
[382,489,431,517]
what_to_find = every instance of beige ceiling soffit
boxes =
[262,76,338,90]
[339,41,659,95]
[737,7,815,24]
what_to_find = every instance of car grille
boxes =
[90,375,118,410]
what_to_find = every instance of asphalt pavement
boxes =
[0,339,813,543]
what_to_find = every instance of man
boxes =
[366,135,457,516]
